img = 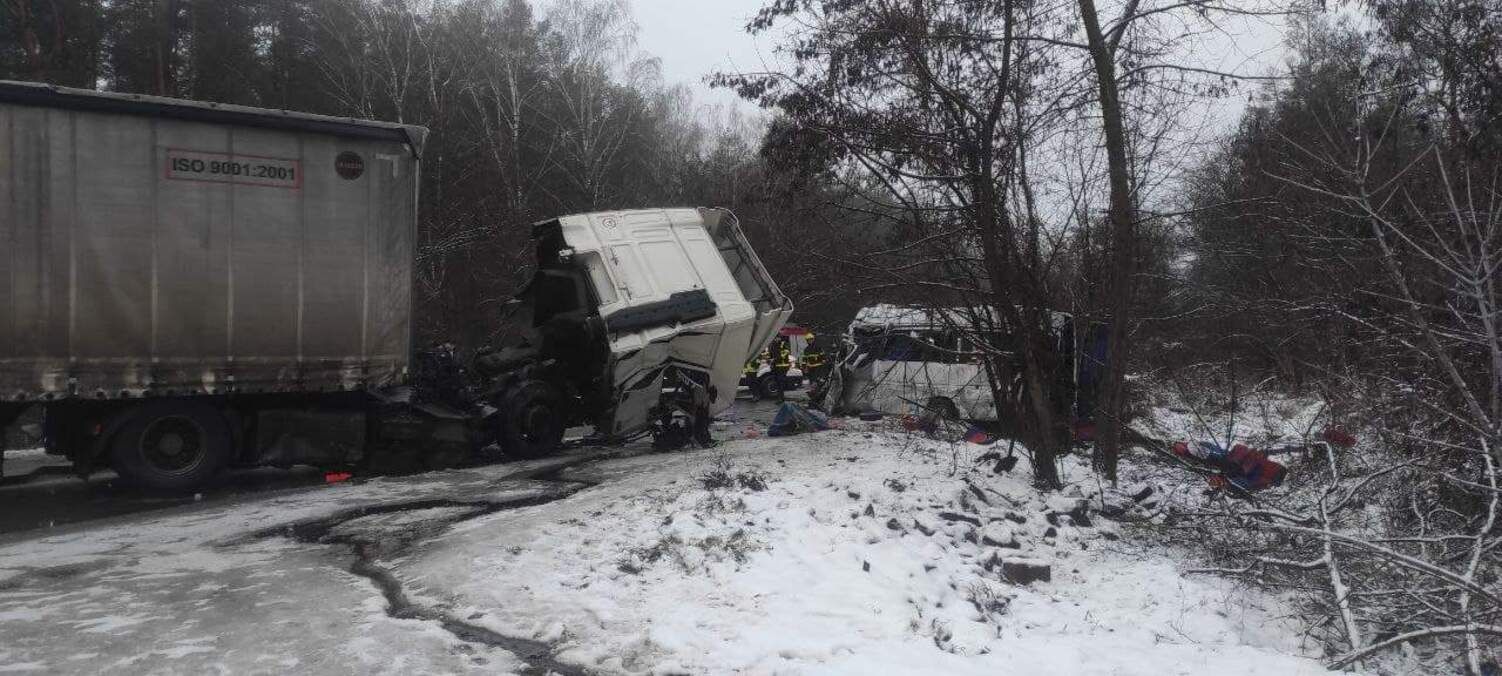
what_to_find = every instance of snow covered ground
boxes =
[1130,380,1329,450]
[0,457,588,674]
[0,417,1334,675]
[397,426,1329,675]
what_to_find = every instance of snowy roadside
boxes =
[0,456,594,674]
[0,414,1335,675]
[393,426,1331,675]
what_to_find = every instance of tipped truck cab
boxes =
[479,208,792,449]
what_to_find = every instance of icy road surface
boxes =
[0,410,1330,674]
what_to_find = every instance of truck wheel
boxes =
[111,401,232,490]
[499,381,566,459]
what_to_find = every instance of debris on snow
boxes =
[1000,558,1052,585]
[391,429,1331,675]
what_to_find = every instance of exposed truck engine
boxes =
[0,80,791,489]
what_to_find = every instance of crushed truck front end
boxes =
[487,208,791,447]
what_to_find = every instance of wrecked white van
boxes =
[818,304,1105,424]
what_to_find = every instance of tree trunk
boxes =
[974,173,1061,489]
[153,0,174,96]
[1078,0,1135,484]
[17,0,44,78]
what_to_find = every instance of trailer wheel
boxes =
[498,381,566,459]
[112,401,232,490]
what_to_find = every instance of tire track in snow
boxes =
[245,462,604,676]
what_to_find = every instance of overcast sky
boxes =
[631,0,779,111]
[628,0,1300,130]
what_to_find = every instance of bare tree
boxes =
[1179,114,1502,672]
[538,0,658,208]
[1074,0,1307,483]
[727,0,1089,486]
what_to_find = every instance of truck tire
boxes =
[111,401,232,490]
[498,380,566,459]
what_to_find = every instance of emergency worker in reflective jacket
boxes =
[769,337,793,400]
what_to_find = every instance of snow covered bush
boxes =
[698,454,768,492]
[1127,373,1500,674]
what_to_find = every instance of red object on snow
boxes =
[324,471,353,484]
[1072,422,1097,442]
[1170,439,1287,492]
[1223,444,1288,491]
[962,425,996,445]
[1321,425,1357,448]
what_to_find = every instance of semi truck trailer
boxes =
[0,81,792,490]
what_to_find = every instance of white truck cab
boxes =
[479,208,791,452]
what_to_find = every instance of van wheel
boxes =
[112,401,232,490]
[499,380,566,459]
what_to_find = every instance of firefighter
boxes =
[800,333,827,381]
[768,336,793,401]
[743,348,769,400]
[742,356,760,381]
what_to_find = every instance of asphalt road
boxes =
[0,393,799,536]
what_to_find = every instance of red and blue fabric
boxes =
[963,425,996,445]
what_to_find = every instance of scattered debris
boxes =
[1001,559,1052,585]
[980,523,1019,548]
[937,511,983,527]
[1166,425,1357,493]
